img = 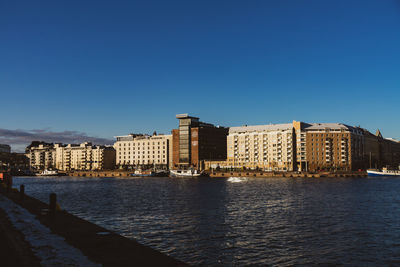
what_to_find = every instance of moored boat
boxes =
[36,169,62,176]
[367,167,400,177]
[170,169,204,178]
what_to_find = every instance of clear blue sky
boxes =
[1,0,400,150]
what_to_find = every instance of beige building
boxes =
[225,124,295,171]
[114,134,172,169]
[26,143,56,170]
[55,142,115,171]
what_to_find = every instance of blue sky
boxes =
[1,0,400,151]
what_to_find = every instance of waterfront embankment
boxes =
[67,170,367,178]
[0,184,187,267]
[208,171,367,178]
[68,170,132,177]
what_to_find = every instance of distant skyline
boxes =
[2,1,400,151]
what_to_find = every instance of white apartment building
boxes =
[227,124,295,171]
[114,134,172,169]
[26,143,56,170]
[55,142,115,171]
[26,142,115,171]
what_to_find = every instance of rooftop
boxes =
[176,114,199,120]
[304,123,352,130]
[229,123,293,134]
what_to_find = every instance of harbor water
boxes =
[13,176,400,266]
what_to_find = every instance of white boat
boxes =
[36,170,60,176]
[367,167,400,177]
[170,169,203,178]
[227,177,248,183]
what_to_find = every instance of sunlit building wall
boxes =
[114,134,172,169]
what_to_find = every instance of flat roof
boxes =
[229,123,293,134]
[176,114,199,120]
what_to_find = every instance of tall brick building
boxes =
[172,114,228,170]
[293,121,365,171]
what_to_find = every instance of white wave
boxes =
[227,177,248,183]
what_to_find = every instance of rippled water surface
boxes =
[13,176,400,266]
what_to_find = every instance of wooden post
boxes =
[20,185,25,200]
[6,174,12,193]
[49,193,57,216]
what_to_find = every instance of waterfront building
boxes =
[0,152,30,173]
[293,121,365,171]
[26,141,115,171]
[172,114,228,170]
[362,130,400,169]
[55,142,115,171]
[0,144,11,153]
[0,144,30,172]
[26,142,56,170]
[207,120,392,172]
[114,134,172,169]
[226,124,295,171]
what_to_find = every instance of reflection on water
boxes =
[13,176,400,266]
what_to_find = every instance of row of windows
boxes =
[118,141,166,146]
[311,147,348,151]
[119,155,166,159]
[119,150,164,155]
[118,146,166,151]
[232,159,293,163]
[119,160,167,164]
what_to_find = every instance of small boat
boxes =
[36,169,62,176]
[169,169,204,178]
[367,167,400,177]
[227,177,248,183]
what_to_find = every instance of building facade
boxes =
[208,120,398,172]
[172,114,228,170]
[0,144,11,153]
[294,121,365,171]
[226,124,295,171]
[55,143,115,171]
[26,142,115,171]
[362,130,400,169]
[114,134,172,169]
[26,142,56,170]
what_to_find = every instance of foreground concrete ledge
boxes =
[0,186,188,267]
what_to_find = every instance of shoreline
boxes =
[61,170,367,178]
[208,171,367,178]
